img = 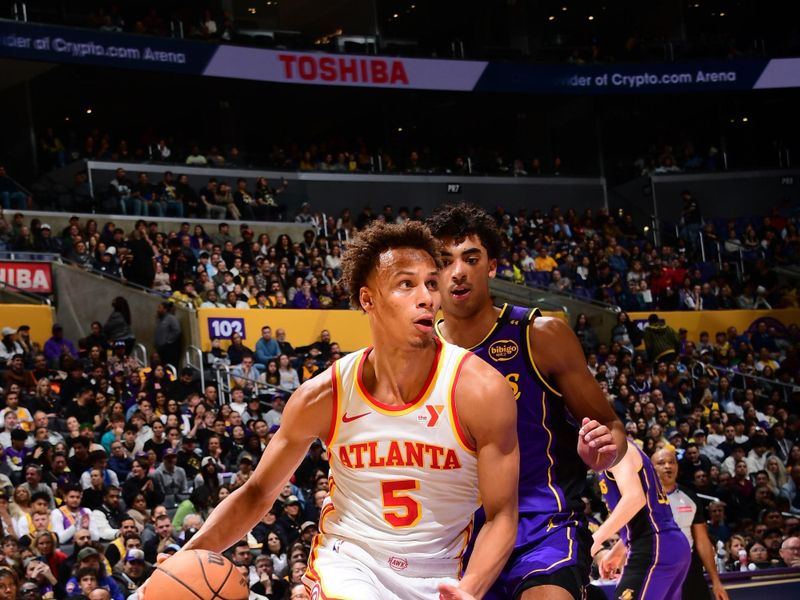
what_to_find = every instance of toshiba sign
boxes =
[0,261,53,293]
[278,54,409,85]
[203,47,488,91]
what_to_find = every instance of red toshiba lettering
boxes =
[390,61,409,84]
[278,54,297,78]
[319,57,336,81]
[298,56,317,80]
[339,58,358,82]
[372,60,387,84]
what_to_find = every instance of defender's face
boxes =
[362,248,440,348]
[438,235,497,318]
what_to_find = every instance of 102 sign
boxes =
[208,317,246,340]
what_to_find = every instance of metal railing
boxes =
[184,345,205,393]
[212,363,295,406]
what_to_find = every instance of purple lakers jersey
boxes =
[436,304,584,523]
[597,443,680,546]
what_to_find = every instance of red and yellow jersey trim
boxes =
[447,351,477,455]
[325,361,342,447]
[355,338,444,416]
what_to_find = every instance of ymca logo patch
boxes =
[417,405,444,428]
[488,339,519,362]
[388,556,408,571]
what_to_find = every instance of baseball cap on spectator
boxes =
[163,448,178,458]
[164,543,182,553]
[238,452,253,464]
[666,429,680,440]
[201,456,217,468]
[125,549,146,563]
[693,429,706,437]
[1,327,15,336]
[300,521,317,532]
[183,434,196,443]
[40,223,51,230]
[113,340,126,348]
[77,547,100,561]
[105,246,117,256]
[284,495,301,506]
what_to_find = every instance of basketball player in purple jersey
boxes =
[429,204,627,600]
[595,443,690,600]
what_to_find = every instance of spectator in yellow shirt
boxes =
[533,246,559,272]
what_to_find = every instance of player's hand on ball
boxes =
[137,553,171,599]
[578,417,617,471]
[438,582,478,600]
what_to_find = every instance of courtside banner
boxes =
[0,261,53,293]
[1,20,798,94]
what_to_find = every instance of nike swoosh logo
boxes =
[342,411,370,423]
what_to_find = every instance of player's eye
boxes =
[426,280,439,291]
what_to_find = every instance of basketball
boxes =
[142,550,249,600]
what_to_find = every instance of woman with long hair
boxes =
[32,531,67,579]
[262,530,289,578]
[29,378,61,417]
[103,296,135,352]
[277,354,299,391]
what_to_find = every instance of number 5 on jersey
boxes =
[381,480,422,528]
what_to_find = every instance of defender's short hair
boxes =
[341,221,441,310]
[426,203,503,260]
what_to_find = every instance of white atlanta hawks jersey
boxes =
[316,338,480,574]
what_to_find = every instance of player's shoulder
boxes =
[454,350,514,401]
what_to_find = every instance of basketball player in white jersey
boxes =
[163,221,521,600]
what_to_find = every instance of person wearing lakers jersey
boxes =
[428,204,627,600]
[164,221,521,600]
[594,443,690,600]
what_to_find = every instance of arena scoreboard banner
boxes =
[4,20,800,95]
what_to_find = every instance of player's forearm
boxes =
[593,493,644,547]
[182,481,273,554]
[695,531,723,585]
[459,512,517,598]
[607,422,628,468]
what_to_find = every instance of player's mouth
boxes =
[450,286,471,301]
[414,315,434,333]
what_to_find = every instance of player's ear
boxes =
[487,257,498,279]
[359,287,373,312]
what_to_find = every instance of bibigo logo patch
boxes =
[488,339,519,362]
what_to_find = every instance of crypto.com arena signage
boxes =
[2,20,800,95]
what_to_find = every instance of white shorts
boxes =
[303,536,460,600]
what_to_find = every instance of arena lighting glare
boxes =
[548,15,556,21]
[588,15,595,21]
[742,117,749,122]
[85,108,92,114]
[561,6,568,11]
[643,226,650,233]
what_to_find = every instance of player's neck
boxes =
[662,481,677,493]
[365,340,439,406]
[440,302,501,349]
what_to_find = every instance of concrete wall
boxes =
[84,160,607,217]
[52,262,196,367]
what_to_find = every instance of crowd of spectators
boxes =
[583,310,800,574]
[2,186,800,318]
[34,124,567,182]
[0,194,796,596]
[0,307,342,599]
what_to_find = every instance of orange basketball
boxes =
[142,549,249,600]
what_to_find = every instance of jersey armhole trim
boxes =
[524,308,563,398]
[448,351,477,455]
[324,361,341,447]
